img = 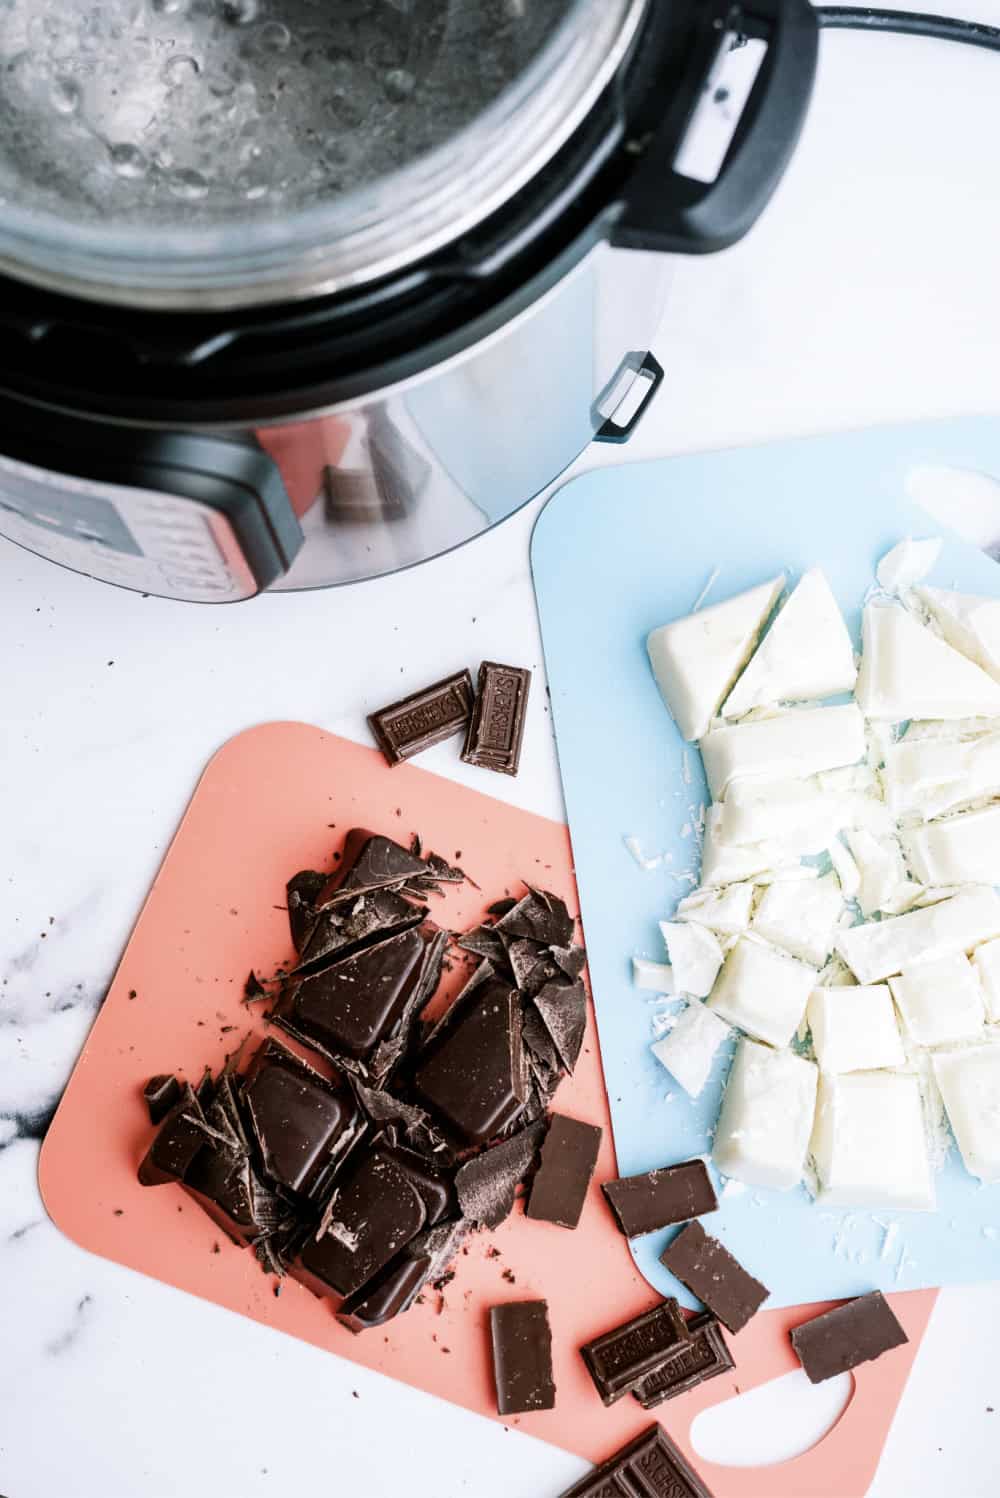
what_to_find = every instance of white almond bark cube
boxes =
[810,1072,935,1211]
[651,1001,730,1098]
[707,936,817,1048]
[675,882,756,936]
[712,1038,818,1191]
[835,886,1000,983]
[888,953,986,1047]
[807,985,905,1073]
[933,1044,1000,1183]
[972,938,1000,1022]
[700,704,866,800]
[751,873,843,967]
[632,958,675,994]
[659,921,724,998]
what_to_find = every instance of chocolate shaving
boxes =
[454,1121,546,1229]
[532,980,587,1074]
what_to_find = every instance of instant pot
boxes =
[0,0,817,601]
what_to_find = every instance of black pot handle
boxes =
[612,0,818,256]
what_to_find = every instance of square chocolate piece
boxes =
[415,976,528,1143]
[791,1291,908,1384]
[602,1159,718,1238]
[241,1039,365,1201]
[491,1300,556,1415]
[660,1220,769,1335]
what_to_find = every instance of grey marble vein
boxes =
[45,1294,93,1356]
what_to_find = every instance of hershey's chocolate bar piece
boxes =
[293,1149,428,1299]
[660,1221,768,1335]
[315,830,430,908]
[455,1121,546,1229]
[143,1073,181,1126]
[415,977,528,1143]
[241,1039,365,1201]
[490,1300,556,1415]
[633,1313,734,1408]
[558,1424,715,1498]
[137,1084,205,1186]
[462,661,531,777]
[526,1113,602,1230]
[603,1160,718,1239]
[532,981,587,1075]
[369,671,475,766]
[581,1299,691,1406]
[791,1291,908,1385]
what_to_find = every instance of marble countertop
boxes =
[4,19,1000,1498]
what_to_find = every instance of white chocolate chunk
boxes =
[885,730,1000,822]
[718,778,889,855]
[889,953,986,1047]
[875,536,942,595]
[915,584,1000,684]
[722,568,857,718]
[707,936,817,1047]
[835,887,1000,983]
[646,575,785,741]
[699,805,800,887]
[651,1001,730,1097]
[632,958,675,994]
[972,938,1000,1022]
[675,882,755,935]
[659,921,724,998]
[933,1043,1000,1182]
[807,984,905,1073]
[844,828,908,918]
[901,805,1000,887]
[700,704,866,800]
[828,837,861,900]
[751,873,843,967]
[712,1037,818,1191]
[810,1072,935,1211]
[857,603,1000,721]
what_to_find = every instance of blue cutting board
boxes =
[532,417,1000,1309]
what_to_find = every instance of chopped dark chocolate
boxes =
[521,1006,563,1078]
[137,1084,206,1186]
[497,887,574,949]
[337,1218,467,1335]
[462,662,531,777]
[526,1114,602,1230]
[286,869,327,952]
[551,944,587,981]
[243,970,268,1005]
[581,1300,692,1406]
[528,981,584,1076]
[557,1424,715,1498]
[506,938,560,996]
[184,1145,260,1246]
[369,671,475,766]
[293,1149,428,1299]
[143,1073,182,1126]
[454,1121,546,1229]
[241,1039,365,1201]
[791,1292,908,1385]
[633,1313,734,1408]
[415,978,528,1144]
[457,924,511,969]
[660,1221,768,1335]
[603,1160,719,1239]
[296,886,427,973]
[490,1300,556,1415]
[315,830,431,909]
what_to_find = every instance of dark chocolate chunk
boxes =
[243,970,268,1005]
[336,1218,467,1335]
[369,671,475,766]
[415,977,528,1144]
[275,926,432,1064]
[184,1144,260,1246]
[526,1114,602,1230]
[137,1084,206,1186]
[383,1145,453,1227]
[487,897,518,919]
[461,661,531,777]
[241,1039,365,1201]
[557,1424,715,1498]
[296,887,427,973]
[507,938,560,995]
[521,1006,563,1078]
[603,1160,719,1239]
[497,887,574,949]
[314,830,431,909]
[454,1121,546,1229]
[457,924,511,970]
[551,944,587,980]
[660,1221,768,1335]
[581,1300,692,1406]
[143,1073,181,1126]
[791,1291,908,1385]
[293,1149,427,1299]
[351,1080,446,1155]
[286,869,327,952]
[490,1300,556,1415]
[633,1313,734,1408]
[532,981,587,1074]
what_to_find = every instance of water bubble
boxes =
[167,166,209,199]
[383,68,415,103]
[163,54,200,86]
[222,0,258,24]
[50,76,80,115]
[108,142,148,178]
[257,21,291,54]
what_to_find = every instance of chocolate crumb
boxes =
[113,1209,124,1217]
[128,989,137,1000]
[212,1243,221,1254]
[501,1268,516,1284]
[273,1284,281,1299]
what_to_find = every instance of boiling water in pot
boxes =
[0,0,565,224]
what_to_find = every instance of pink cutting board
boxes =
[39,725,934,1494]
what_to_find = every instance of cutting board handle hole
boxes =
[690,1368,854,1467]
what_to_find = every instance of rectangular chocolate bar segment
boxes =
[526,1113,602,1230]
[557,1423,715,1498]
[580,1299,691,1406]
[462,661,531,777]
[414,976,528,1143]
[791,1291,908,1385]
[602,1159,718,1238]
[660,1220,769,1335]
[633,1313,734,1409]
[490,1299,556,1415]
[369,670,474,766]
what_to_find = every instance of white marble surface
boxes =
[4,16,1000,1497]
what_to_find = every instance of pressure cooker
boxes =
[0,0,817,601]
